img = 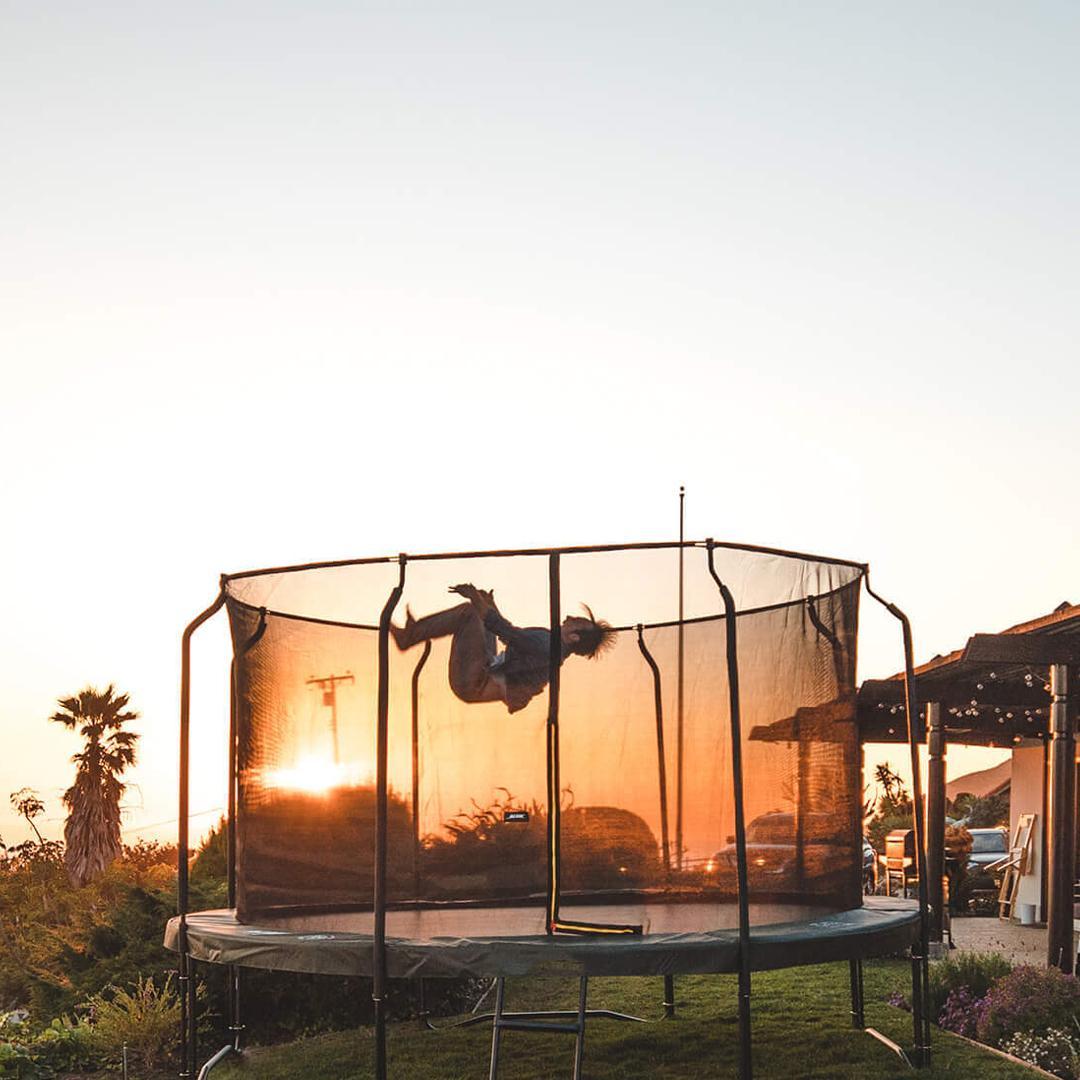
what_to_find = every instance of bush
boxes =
[0,1016,96,1079]
[938,987,983,1039]
[928,950,1012,1021]
[86,974,180,1070]
[977,965,1080,1048]
[1000,1028,1079,1079]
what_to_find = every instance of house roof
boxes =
[945,759,1011,801]
[858,600,1080,746]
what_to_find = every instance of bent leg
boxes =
[392,603,473,650]
[448,611,506,704]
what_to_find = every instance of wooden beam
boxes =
[963,634,1080,667]
[1046,664,1075,973]
[926,703,947,945]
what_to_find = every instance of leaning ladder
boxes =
[488,976,589,1080]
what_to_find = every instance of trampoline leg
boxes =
[849,959,865,1029]
[488,978,506,1080]
[572,977,588,1080]
[663,974,676,1019]
[228,965,243,1052]
[375,995,387,1080]
[737,970,752,1080]
[179,953,190,1078]
[910,949,931,1068]
[185,955,198,1078]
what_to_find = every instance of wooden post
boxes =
[926,703,947,945]
[1046,664,1075,973]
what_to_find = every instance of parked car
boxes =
[713,812,856,889]
[966,826,1008,893]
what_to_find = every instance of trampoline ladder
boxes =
[488,976,589,1080]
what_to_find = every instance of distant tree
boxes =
[874,763,909,810]
[51,685,139,886]
[10,788,45,844]
[867,761,914,853]
[951,790,1009,828]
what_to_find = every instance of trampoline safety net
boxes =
[224,543,865,931]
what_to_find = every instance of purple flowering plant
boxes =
[976,965,1080,1048]
[938,987,984,1039]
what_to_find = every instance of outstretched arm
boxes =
[450,583,535,647]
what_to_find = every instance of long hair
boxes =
[576,604,618,658]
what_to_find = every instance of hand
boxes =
[450,583,494,612]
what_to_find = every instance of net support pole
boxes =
[546,552,562,932]
[926,702,947,946]
[411,640,432,899]
[225,609,266,1054]
[864,575,931,1068]
[635,626,672,875]
[635,625,675,1018]
[178,587,227,1079]
[706,541,752,1080]
[374,557,407,1080]
[676,486,685,871]
[1046,664,1075,973]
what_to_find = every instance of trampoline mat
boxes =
[165,897,918,979]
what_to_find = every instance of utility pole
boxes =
[307,672,354,763]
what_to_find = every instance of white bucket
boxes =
[1019,902,1037,926]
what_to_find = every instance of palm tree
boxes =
[51,685,139,886]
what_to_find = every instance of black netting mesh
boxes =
[226,543,863,929]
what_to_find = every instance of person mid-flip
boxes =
[391,584,616,713]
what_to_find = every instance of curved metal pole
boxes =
[228,609,268,908]
[225,607,266,1056]
[411,640,432,899]
[547,553,562,932]
[375,557,407,1080]
[705,541,752,1080]
[178,587,227,1079]
[864,574,931,1068]
[676,487,685,872]
[635,626,671,875]
[636,623,676,1019]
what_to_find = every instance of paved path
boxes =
[949,914,1049,965]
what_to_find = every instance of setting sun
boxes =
[263,755,374,795]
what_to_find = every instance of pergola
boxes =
[857,602,1080,972]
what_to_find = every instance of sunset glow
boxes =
[263,756,374,795]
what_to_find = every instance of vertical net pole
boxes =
[374,558,407,1080]
[706,542,752,1080]
[676,486,685,870]
[177,589,226,1079]
[546,552,562,931]
[227,663,238,911]
[864,576,931,1067]
[635,626,671,875]
[411,640,432,900]
[226,608,265,1051]
[636,624,676,1018]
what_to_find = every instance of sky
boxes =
[1,1,1077,846]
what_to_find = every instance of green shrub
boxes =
[0,1016,96,1079]
[928,950,1012,1020]
[86,973,180,1070]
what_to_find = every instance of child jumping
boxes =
[391,583,616,713]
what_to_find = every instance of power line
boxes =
[120,807,223,838]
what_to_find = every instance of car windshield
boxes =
[971,832,1006,854]
[748,819,794,844]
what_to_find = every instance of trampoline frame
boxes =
[175,538,931,1079]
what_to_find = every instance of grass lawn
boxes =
[213,960,1036,1079]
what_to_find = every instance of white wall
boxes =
[1010,743,1045,918]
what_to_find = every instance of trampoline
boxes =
[168,539,932,1080]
